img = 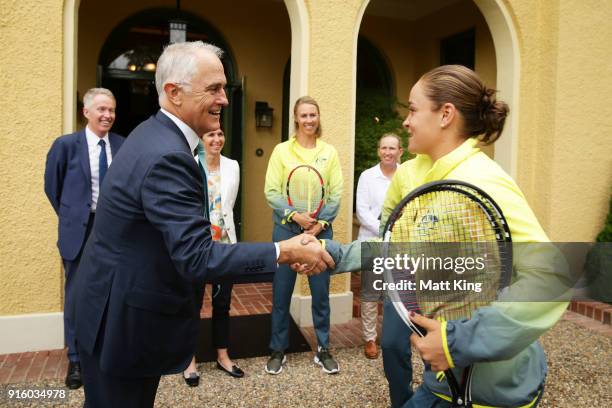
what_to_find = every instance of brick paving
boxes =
[1,274,609,385]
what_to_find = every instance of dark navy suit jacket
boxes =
[44,130,125,261]
[74,111,277,377]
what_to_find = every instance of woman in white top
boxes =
[355,133,403,359]
[183,129,244,386]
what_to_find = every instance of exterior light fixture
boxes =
[169,20,187,44]
[255,101,274,128]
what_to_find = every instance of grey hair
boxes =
[155,41,224,101]
[83,88,115,108]
[378,132,403,148]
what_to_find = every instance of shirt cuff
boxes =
[287,211,298,222]
[274,242,280,261]
[440,321,455,369]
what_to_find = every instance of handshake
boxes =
[277,234,335,276]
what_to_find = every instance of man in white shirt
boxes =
[44,88,125,389]
[355,133,403,358]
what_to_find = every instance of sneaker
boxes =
[265,351,286,375]
[314,346,340,374]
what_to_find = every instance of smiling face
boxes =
[295,103,320,138]
[178,50,228,136]
[378,135,403,167]
[403,80,444,156]
[202,129,225,157]
[83,94,116,137]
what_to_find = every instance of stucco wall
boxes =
[0,0,64,315]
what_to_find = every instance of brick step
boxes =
[568,300,612,325]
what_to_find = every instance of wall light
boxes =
[255,101,274,128]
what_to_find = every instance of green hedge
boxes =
[354,93,411,197]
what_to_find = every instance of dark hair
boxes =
[420,65,509,144]
[293,96,322,137]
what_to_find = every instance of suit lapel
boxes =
[108,132,122,155]
[77,130,92,183]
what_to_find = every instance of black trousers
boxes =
[210,282,233,349]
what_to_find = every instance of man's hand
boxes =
[409,313,450,372]
[304,222,324,236]
[278,234,335,275]
[292,212,317,230]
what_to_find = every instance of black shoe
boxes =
[65,361,82,389]
[183,371,200,387]
[216,361,245,378]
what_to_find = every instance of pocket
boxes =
[124,287,187,315]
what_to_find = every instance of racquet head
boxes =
[286,165,325,217]
[381,180,512,337]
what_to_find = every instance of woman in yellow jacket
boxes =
[264,96,343,375]
[326,66,568,407]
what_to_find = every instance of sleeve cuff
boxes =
[318,220,329,229]
[287,211,298,222]
[440,321,455,369]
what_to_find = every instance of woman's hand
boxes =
[409,313,450,372]
[292,212,317,230]
[304,222,324,236]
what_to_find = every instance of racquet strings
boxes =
[287,166,324,214]
[386,188,506,322]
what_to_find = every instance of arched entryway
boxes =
[356,0,519,176]
[97,8,238,140]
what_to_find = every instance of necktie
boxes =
[196,142,210,218]
[98,139,108,186]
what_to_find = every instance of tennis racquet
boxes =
[286,164,325,218]
[381,180,512,407]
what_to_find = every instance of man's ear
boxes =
[163,83,183,106]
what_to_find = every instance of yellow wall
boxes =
[0,0,64,314]
[0,0,611,317]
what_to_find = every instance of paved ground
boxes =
[0,316,610,407]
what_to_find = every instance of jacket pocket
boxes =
[124,288,187,315]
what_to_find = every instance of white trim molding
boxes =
[290,292,354,327]
[474,0,521,178]
[0,313,64,354]
[284,0,310,136]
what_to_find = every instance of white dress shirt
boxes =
[356,163,395,239]
[85,126,112,211]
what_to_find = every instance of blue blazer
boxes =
[74,111,277,377]
[44,130,125,261]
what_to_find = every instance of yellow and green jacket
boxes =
[264,136,343,233]
[327,138,569,407]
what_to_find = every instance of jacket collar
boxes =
[413,138,481,185]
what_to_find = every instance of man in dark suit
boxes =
[73,41,333,407]
[44,88,124,390]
